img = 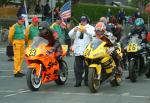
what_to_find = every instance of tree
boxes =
[130,0,150,13]
[72,0,80,4]
[0,0,11,7]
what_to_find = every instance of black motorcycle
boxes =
[125,34,150,82]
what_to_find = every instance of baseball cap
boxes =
[18,16,25,22]
[32,16,39,22]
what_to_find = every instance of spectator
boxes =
[35,0,42,14]
[8,16,26,77]
[117,8,126,25]
[25,16,39,46]
[50,17,65,44]
[62,19,72,56]
[43,0,51,24]
[2,29,14,61]
[106,8,112,21]
[133,8,141,19]
[68,16,95,87]
[109,16,122,42]
[54,6,60,19]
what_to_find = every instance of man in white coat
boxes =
[69,16,95,87]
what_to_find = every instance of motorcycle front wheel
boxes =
[88,68,100,93]
[129,60,138,82]
[26,68,42,91]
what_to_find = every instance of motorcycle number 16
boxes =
[127,43,138,52]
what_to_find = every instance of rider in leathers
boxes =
[94,22,121,76]
[38,21,62,59]
[126,18,149,79]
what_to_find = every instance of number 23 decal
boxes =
[29,49,36,56]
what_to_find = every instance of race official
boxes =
[69,16,95,87]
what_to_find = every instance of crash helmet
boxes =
[95,22,106,32]
[134,18,144,26]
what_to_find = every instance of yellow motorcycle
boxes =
[83,38,122,93]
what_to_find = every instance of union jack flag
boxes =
[60,1,71,20]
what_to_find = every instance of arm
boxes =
[68,27,78,39]
[8,25,15,44]
[85,26,95,39]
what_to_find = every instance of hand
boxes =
[57,55,63,60]
[107,47,115,54]
[74,27,79,32]
[46,49,54,55]
[81,29,87,33]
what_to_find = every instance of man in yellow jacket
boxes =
[8,16,25,77]
[25,16,39,46]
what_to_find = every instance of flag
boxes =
[60,1,71,20]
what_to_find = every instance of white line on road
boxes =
[38,91,150,99]
[4,90,30,98]
[0,76,13,78]
[0,89,25,93]
[0,70,13,71]
[1,88,150,99]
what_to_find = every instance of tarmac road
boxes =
[0,47,150,103]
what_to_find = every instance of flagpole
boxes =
[23,0,29,27]
[70,0,72,24]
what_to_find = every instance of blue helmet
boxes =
[134,18,144,26]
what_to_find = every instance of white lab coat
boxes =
[69,24,95,56]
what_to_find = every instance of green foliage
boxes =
[0,0,11,6]
[72,3,136,23]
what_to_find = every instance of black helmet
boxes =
[80,15,90,23]
[38,21,53,37]
[38,21,49,30]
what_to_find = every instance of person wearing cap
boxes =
[68,16,95,87]
[50,17,65,44]
[25,16,39,46]
[8,16,26,77]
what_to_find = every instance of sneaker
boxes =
[84,81,88,86]
[125,76,130,79]
[18,72,25,76]
[8,58,14,61]
[74,83,81,87]
[14,73,23,77]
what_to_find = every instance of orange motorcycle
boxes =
[25,37,68,91]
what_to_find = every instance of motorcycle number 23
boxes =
[27,49,37,56]
[127,43,138,52]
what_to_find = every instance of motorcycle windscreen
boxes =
[91,38,103,50]
[127,34,142,52]
[30,36,49,48]
[128,34,142,44]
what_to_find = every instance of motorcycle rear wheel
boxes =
[88,68,100,93]
[26,68,42,91]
